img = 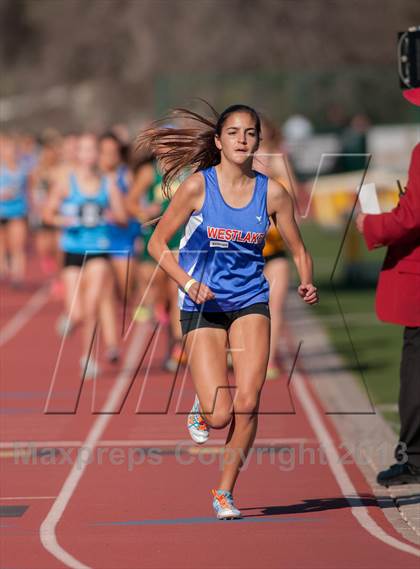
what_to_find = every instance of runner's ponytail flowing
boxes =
[135,101,261,199]
[135,101,221,199]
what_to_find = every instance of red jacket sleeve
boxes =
[363,143,420,250]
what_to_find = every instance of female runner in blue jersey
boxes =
[44,133,127,378]
[99,132,139,300]
[98,133,140,363]
[0,134,30,287]
[138,104,319,520]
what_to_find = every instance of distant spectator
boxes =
[282,114,313,144]
[324,103,348,136]
[340,113,371,172]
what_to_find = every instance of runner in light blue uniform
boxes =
[0,164,28,221]
[178,165,270,312]
[0,134,30,285]
[44,133,128,379]
[60,172,110,256]
[99,133,140,300]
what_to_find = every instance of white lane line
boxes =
[1,441,83,449]
[40,323,151,569]
[0,286,50,347]
[0,496,56,501]
[99,437,313,446]
[293,367,420,557]
[0,437,313,449]
[360,450,420,540]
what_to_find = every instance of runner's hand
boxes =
[146,203,162,218]
[298,283,319,305]
[106,171,119,186]
[355,213,366,234]
[186,281,215,304]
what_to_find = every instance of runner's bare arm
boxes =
[124,168,134,189]
[147,172,215,303]
[106,173,128,224]
[267,179,318,305]
[125,163,158,222]
[42,173,72,227]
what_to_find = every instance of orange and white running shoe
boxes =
[187,394,210,444]
[211,489,242,520]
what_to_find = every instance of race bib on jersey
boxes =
[61,202,80,224]
[80,202,104,227]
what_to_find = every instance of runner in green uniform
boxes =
[140,168,183,262]
[127,157,185,370]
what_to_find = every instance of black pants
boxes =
[395,326,420,467]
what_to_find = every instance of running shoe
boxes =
[266,361,280,380]
[50,278,65,300]
[80,356,100,380]
[56,314,75,337]
[10,279,25,290]
[133,305,153,323]
[211,489,242,520]
[164,341,187,372]
[106,346,120,364]
[187,394,210,444]
[154,302,170,325]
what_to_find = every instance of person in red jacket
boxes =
[356,85,420,486]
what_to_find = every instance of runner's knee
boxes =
[233,390,260,416]
[204,408,232,429]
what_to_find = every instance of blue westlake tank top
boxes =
[178,166,270,312]
[60,173,110,254]
[0,165,28,219]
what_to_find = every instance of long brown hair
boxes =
[135,101,261,198]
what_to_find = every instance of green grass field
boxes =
[299,221,402,432]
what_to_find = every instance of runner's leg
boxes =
[184,327,233,429]
[218,312,270,491]
[8,218,27,284]
[81,258,111,358]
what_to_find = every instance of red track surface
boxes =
[1,266,419,569]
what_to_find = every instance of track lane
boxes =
[1,263,419,568]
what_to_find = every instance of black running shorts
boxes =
[63,252,109,268]
[180,302,270,336]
